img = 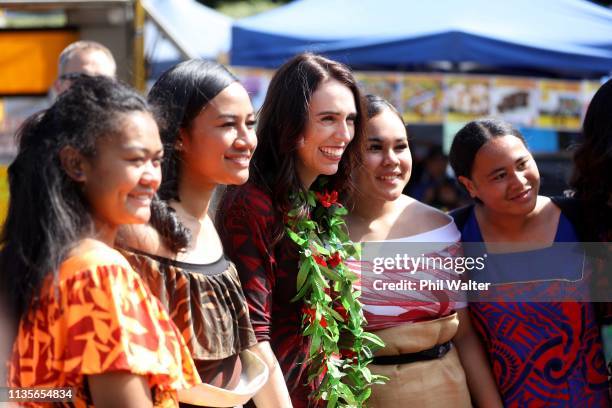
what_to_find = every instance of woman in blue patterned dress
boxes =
[448,119,609,407]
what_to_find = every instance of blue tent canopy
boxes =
[231,0,612,78]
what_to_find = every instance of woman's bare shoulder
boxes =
[398,196,451,232]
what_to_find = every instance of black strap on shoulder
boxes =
[550,195,581,224]
[550,195,588,241]
[448,204,474,231]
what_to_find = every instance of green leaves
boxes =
[286,228,307,246]
[285,183,387,407]
[361,332,386,349]
[296,258,311,292]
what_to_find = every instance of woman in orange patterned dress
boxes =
[1,76,200,407]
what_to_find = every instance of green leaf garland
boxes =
[286,185,387,407]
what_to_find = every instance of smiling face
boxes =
[80,110,163,230]
[357,109,411,202]
[296,78,357,188]
[179,82,257,188]
[459,135,539,215]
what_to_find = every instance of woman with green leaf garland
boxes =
[346,95,502,407]
[217,53,385,407]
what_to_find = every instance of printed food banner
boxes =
[218,68,600,133]
[356,72,402,112]
[537,80,582,130]
[490,77,538,127]
[402,74,444,124]
[444,76,491,122]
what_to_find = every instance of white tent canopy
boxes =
[143,0,232,77]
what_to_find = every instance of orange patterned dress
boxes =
[8,246,201,407]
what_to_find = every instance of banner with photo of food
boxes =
[444,76,491,122]
[537,80,582,130]
[356,72,403,112]
[402,74,444,124]
[490,77,538,127]
[221,68,599,132]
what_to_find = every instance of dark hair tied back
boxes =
[364,94,404,124]
[148,59,238,203]
[146,60,237,251]
[449,118,526,179]
[448,118,527,205]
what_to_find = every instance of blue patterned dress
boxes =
[460,210,609,407]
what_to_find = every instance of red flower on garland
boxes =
[320,353,343,377]
[315,190,339,208]
[313,254,327,267]
[303,305,328,328]
[328,251,342,268]
[286,187,386,405]
[334,304,349,322]
[340,348,357,360]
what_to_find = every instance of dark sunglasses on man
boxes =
[59,72,93,81]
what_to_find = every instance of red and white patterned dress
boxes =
[348,217,472,407]
[349,217,467,331]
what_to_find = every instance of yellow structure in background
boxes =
[133,0,146,92]
[0,165,8,223]
[0,30,78,94]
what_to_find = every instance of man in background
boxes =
[53,40,117,95]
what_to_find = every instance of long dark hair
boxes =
[570,79,612,239]
[0,76,149,323]
[219,53,365,246]
[571,79,612,206]
[146,59,238,251]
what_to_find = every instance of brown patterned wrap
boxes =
[121,248,257,388]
